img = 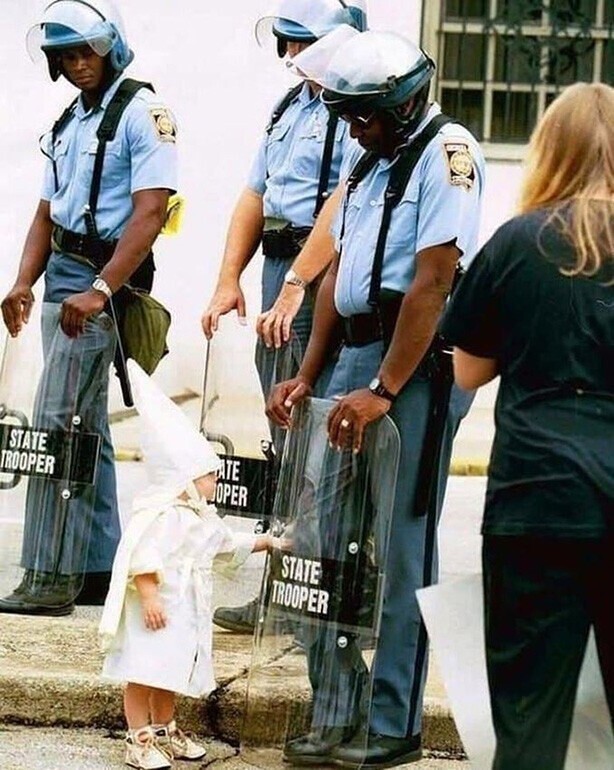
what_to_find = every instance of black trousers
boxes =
[483,534,614,770]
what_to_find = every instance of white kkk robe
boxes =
[99,495,255,697]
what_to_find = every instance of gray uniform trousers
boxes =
[307,340,473,738]
[21,304,120,574]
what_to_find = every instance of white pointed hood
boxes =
[127,359,222,511]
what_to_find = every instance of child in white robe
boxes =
[99,361,270,770]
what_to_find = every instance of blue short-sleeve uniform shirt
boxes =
[247,82,356,228]
[332,103,485,317]
[40,75,178,301]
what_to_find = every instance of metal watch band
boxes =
[284,268,308,289]
[91,276,113,300]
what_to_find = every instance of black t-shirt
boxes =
[442,207,614,537]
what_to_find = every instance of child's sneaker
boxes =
[157,719,207,761]
[125,726,173,769]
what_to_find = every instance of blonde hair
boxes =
[519,82,614,280]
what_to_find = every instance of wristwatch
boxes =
[284,268,308,289]
[368,377,397,403]
[91,276,113,300]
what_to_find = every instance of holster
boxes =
[261,226,312,260]
[412,336,455,518]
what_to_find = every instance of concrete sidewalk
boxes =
[0,609,462,754]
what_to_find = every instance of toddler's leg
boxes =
[149,686,176,725]
[149,688,207,762]
[124,682,153,729]
[124,683,172,769]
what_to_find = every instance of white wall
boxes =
[0,1,520,405]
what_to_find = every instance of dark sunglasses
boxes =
[338,109,376,127]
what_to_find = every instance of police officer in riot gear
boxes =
[202,0,367,635]
[267,30,485,767]
[0,0,177,615]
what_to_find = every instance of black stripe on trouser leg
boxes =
[405,456,440,736]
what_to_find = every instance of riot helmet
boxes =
[26,0,134,82]
[294,30,435,134]
[256,0,368,59]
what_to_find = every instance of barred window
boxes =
[422,0,613,157]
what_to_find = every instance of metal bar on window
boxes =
[483,0,498,142]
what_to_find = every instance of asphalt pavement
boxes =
[0,726,470,770]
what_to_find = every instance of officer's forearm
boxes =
[380,287,447,393]
[217,188,264,286]
[98,189,169,291]
[289,184,343,283]
[14,200,53,288]
[379,243,459,394]
[298,260,341,385]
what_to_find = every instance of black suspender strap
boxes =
[337,150,379,253]
[266,83,303,135]
[367,113,455,307]
[265,84,341,221]
[313,113,339,218]
[49,97,79,193]
[86,79,154,238]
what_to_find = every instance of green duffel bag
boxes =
[117,287,171,375]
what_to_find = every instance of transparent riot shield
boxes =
[241,397,401,767]
[0,303,104,613]
[201,315,302,525]
[417,575,614,770]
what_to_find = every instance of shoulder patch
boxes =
[443,140,475,190]
[149,107,177,143]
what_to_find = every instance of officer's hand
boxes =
[60,290,106,338]
[201,283,246,340]
[328,389,391,454]
[266,376,312,428]
[256,284,305,349]
[1,283,35,338]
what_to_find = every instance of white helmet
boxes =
[26,0,134,81]
[293,29,435,131]
[256,0,368,58]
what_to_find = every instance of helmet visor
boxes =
[286,24,359,78]
[26,1,114,62]
[255,0,352,49]
[320,30,433,97]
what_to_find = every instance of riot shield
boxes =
[201,315,302,525]
[0,303,104,613]
[417,575,614,770]
[241,397,401,767]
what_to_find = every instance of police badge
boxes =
[444,141,475,190]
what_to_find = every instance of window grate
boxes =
[425,0,613,148]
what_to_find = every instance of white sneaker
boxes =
[157,719,207,761]
[125,726,173,769]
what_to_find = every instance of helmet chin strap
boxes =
[391,86,430,137]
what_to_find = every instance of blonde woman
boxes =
[441,82,613,770]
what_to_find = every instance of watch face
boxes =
[369,378,380,391]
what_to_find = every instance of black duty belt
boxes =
[51,225,117,267]
[262,226,312,260]
[51,224,155,293]
[341,292,443,380]
[342,293,403,349]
